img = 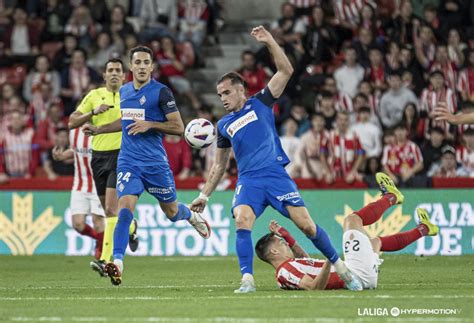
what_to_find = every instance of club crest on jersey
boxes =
[226,110,258,138]
[121,108,145,120]
[139,95,146,105]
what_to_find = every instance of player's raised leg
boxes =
[287,206,362,291]
[373,208,439,252]
[233,205,257,293]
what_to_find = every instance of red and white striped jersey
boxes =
[276,258,345,290]
[332,0,376,27]
[457,68,474,101]
[429,62,458,90]
[178,0,209,23]
[367,93,380,116]
[0,127,35,176]
[335,93,354,113]
[70,128,95,193]
[420,86,457,138]
[328,129,364,177]
[382,141,423,175]
[456,145,474,175]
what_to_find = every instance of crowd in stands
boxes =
[1,0,474,189]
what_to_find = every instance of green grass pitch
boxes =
[0,255,472,322]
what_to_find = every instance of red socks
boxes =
[354,194,397,226]
[78,224,98,240]
[380,225,428,251]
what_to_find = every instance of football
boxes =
[184,118,216,149]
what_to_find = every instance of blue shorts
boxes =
[116,165,176,203]
[232,166,305,218]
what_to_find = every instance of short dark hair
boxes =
[241,50,255,59]
[311,112,325,121]
[129,46,153,61]
[394,122,407,130]
[56,127,68,134]
[461,100,474,110]
[73,48,88,60]
[463,128,474,136]
[430,126,444,135]
[319,90,333,99]
[255,233,276,263]
[358,106,371,113]
[104,58,124,72]
[217,72,246,87]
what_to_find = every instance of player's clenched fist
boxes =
[250,25,273,44]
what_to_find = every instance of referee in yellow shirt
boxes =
[69,58,138,275]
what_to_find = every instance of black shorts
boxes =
[91,149,119,197]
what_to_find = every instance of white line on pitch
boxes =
[1,294,473,301]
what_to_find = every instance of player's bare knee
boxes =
[72,215,85,232]
[105,207,116,217]
[234,212,253,229]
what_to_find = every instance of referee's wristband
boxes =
[198,192,209,202]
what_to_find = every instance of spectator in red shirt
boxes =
[156,36,201,110]
[382,122,426,187]
[328,111,365,183]
[365,47,387,94]
[163,134,192,180]
[457,49,474,101]
[0,111,39,183]
[236,50,269,96]
[36,102,68,152]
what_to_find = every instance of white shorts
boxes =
[70,190,105,216]
[343,230,382,289]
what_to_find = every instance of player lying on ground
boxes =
[84,46,211,286]
[191,25,363,292]
[255,172,439,290]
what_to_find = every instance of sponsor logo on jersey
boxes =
[276,192,301,202]
[139,95,147,105]
[121,108,145,120]
[167,100,176,109]
[226,110,258,138]
[148,187,174,194]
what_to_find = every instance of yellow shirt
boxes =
[77,87,121,151]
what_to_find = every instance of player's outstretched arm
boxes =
[69,105,112,129]
[250,25,293,98]
[298,260,331,291]
[190,147,231,213]
[127,111,184,136]
[433,102,474,125]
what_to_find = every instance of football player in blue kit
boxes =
[88,46,211,286]
[191,26,363,293]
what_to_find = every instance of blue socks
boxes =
[236,229,253,275]
[169,203,192,222]
[113,208,134,261]
[308,225,340,264]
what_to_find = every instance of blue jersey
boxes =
[118,80,178,167]
[217,87,289,176]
